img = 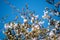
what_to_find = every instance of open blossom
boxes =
[4,23,12,29]
[32,37,37,40]
[34,15,39,20]
[55,21,60,28]
[43,10,49,14]
[38,21,44,25]
[34,25,40,29]
[42,14,50,19]
[31,17,34,20]
[24,19,28,23]
[31,17,35,23]
[49,31,55,37]
[31,15,39,23]
[42,10,50,19]
[13,23,17,29]
[32,24,40,30]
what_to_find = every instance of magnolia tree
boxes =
[3,0,60,40]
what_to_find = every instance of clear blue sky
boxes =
[0,0,60,39]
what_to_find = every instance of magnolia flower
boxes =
[49,31,55,37]
[38,21,44,25]
[55,21,60,28]
[24,19,28,23]
[34,25,39,28]
[35,15,39,20]
[26,28,30,32]
[13,23,17,29]
[33,24,40,30]
[53,29,56,31]
[10,22,17,29]
[31,15,39,23]
[32,37,37,40]
[31,17,34,20]
[14,23,17,27]
[15,30,19,36]
[42,13,50,19]
[43,10,49,14]
[31,17,35,23]
[4,23,12,29]
[10,22,13,27]
[42,10,51,19]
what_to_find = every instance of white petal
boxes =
[32,38,37,40]
[31,17,34,20]
[10,23,13,26]
[4,24,9,29]
[24,19,27,22]
[39,21,44,25]
[49,31,54,37]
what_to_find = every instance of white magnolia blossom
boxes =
[26,28,30,32]
[10,22,14,27]
[31,15,39,23]
[55,21,59,24]
[14,23,17,27]
[15,30,19,36]
[52,28,56,32]
[34,24,40,29]
[31,17,34,23]
[31,20,33,23]
[31,17,34,20]
[10,22,17,29]
[55,21,60,28]
[24,19,28,23]
[4,23,12,29]
[35,15,39,19]
[4,22,18,29]
[32,37,37,40]
[38,21,44,25]
[42,10,50,19]
[42,14,50,19]
[13,23,17,29]
[43,10,49,14]
[49,31,55,37]
[32,27,34,31]
[32,24,40,31]
[22,23,24,26]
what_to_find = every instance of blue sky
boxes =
[0,0,60,39]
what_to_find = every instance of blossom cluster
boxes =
[3,1,60,39]
[3,7,60,40]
